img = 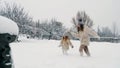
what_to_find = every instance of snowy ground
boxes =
[10,38,120,68]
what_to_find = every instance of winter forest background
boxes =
[0,1,120,42]
[0,1,120,68]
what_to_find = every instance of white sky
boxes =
[1,0,120,31]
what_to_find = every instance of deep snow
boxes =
[10,38,120,68]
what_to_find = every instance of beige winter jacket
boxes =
[60,39,73,50]
[71,25,100,46]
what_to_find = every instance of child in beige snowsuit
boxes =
[59,36,74,55]
[71,24,100,56]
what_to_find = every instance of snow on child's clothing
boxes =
[71,25,100,46]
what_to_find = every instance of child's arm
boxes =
[86,26,100,39]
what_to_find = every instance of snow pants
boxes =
[79,45,90,56]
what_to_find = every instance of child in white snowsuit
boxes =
[71,24,100,56]
[59,36,74,55]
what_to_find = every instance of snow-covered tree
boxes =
[102,27,113,37]
[72,11,93,28]
[97,26,113,37]
[112,22,118,38]
[34,21,50,39]
[50,19,65,40]
[97,26,102,36]
[0,2,33,34]
[35,19,66,40]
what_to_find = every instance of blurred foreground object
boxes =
[0,16,19,68]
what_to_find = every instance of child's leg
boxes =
[64,50,68,55]
[84,46,90,56]
[79,45,84,56]
[63,49,68,55]
[62,49,65,54]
